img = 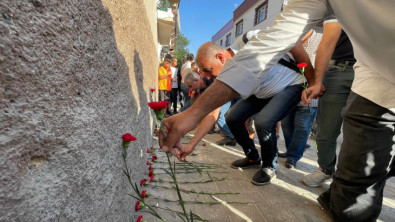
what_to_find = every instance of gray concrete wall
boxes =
[0,0,158,221]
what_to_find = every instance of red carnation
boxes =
[151,155,157,162]
[146,148,150,153]
[149,165,155,170]
[150,88,156,92]
[150,146,154,149]
[140,179,148,186]
[150,175,157,183]
[149,170,155,177]
[147,161,152,165]
[122,133,137,142]
[148,101,168,110]
[136,215,144,222]
[141,190,150,198]
[297,63,307,68]
[135,200,146,211]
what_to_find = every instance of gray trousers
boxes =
[330,91,395,221]
[316,67,354,175]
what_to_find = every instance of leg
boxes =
[286,106,317,162]
[281,108,297,149]
[226,95,267,160]
[330,92,395,221]
[217,101,234,138]
[254,84,303,169]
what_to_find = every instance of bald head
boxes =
[196,42,225,64]
[196,42,232,78]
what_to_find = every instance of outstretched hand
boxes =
[158,111,199,159]
[176,143,195,162]
[302,83,325,105]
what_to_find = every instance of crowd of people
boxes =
[157,0,394,221]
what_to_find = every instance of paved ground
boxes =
[141,131,395,222]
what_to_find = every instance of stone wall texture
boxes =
[0,0,158,221]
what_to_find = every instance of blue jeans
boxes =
[217,102,234,138]
[226,84,303,170]
[281,106,318,162]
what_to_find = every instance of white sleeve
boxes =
[217,0,331,98]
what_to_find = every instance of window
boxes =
[235,20,243,37]
[254,1,268,25]
[225,34,231,47]
[220,39,223,47]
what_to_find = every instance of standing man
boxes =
[170,57,179,114]
[302,21,355,187]
[159,1,395,221]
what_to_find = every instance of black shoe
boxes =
[285,159,296,169]
[251,167,276,186]
[317,190,330,211]
[230,157,261,169]
[305,144,311,149]
[278,151,287,158]
[216,137,236,146]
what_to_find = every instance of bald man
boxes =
[176,36,314,186]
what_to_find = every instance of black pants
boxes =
[169,88,178,113]
[330,91,395,221]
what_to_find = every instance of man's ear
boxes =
[215,53,225,64]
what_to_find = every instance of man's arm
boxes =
[159,80,238,153]
[302,22,342,104]
[177,108,220,161]
[290,41,314,85]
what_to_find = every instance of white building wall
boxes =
[233,0,284,43]
[215,29,233,48]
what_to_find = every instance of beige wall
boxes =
[143,0,159,51]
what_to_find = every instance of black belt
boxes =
[329,59,355,68]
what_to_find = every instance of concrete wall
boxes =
[143,0,158,51]
[0,0,158,221]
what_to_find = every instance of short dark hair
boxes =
[186,53,194,61]
[164,54,172,63]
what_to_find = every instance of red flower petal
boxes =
[140,179,147,186]
[297,63,307,68]
[150,175,156,183]
[135,201,141,211]
[146,148,150,153]
[148,101,168,110]
[141,190,147,198]
[149,170,155,177]
[137,215,143,222]
[122,133,137,142]
[150,88,156,92]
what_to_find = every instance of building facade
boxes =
[157,0,181,60]
[212,0,285,48]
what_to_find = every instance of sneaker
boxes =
[317,190,330,211]
[303,168,331,187]
[216,137,236,146]
[251,167,276,186]
[230,157,261,169]
[285,159,296,169]
[278,151,287,158]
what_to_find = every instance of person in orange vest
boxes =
[158,54,172,115]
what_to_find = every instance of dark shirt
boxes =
[332,31,355,62]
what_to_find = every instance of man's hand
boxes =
[302,83,325,105]
[159,110,199,156]
[176,143,195,162]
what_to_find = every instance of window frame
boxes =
[225,33,232,47]
[254,1,268,26]
[235,19,243,37]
